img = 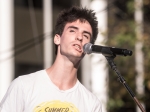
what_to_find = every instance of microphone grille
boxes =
[83,43,92,54]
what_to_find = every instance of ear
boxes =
[54,34,60,45]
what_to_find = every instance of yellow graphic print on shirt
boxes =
[34,100,79,112]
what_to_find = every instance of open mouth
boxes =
[73,44,82,52]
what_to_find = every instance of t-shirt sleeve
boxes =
[92,98,102,112]
[0,77,24,112]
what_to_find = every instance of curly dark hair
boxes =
[54,6,98,54]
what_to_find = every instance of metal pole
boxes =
[134,0,145,111]
[43,0,53,68]
[0,0,14,101]
[90,1,108,112]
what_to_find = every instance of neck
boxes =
[46,53,81,90]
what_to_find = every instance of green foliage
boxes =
[106,0,150,111]
[107,26,136,111]
[143,32,150,109]
[107,98,124,110]
[127,0,134,14]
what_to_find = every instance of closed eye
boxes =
[84,35,89,39]
[67,26,78,33]
[83,31,91,40]
[69,29,75,32]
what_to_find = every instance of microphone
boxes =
[83,43,132,56]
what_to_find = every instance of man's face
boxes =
[55,19,92,60]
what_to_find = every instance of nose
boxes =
[76,33,83,42]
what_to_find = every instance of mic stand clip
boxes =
[104,55,146,112]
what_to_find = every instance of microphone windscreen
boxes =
[83,43,92,54]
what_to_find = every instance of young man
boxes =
[0,6,102,112]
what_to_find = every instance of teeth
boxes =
[75,44,81,50]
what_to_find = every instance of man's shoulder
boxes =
[18,69,46,81]
[12,69,47,89]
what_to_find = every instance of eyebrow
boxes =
[67,25,92,37]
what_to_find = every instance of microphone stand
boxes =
[104,55,146,112]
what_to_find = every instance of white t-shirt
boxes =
[0,70,102,112]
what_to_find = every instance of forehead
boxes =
[64,19,92,33]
